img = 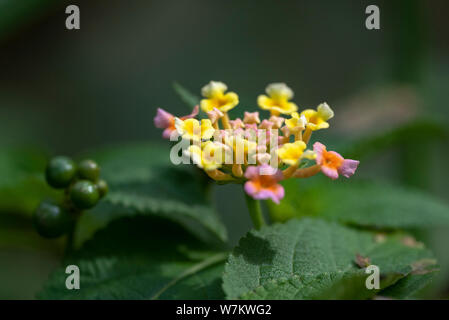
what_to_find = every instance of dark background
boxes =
[0,0,448,299]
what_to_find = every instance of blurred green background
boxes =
[1,0,448,299]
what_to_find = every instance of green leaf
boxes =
[39,216,227,299]
[173,82,200,110]
[268,177,449,229]
[379,260,439,299]
[223,218,436,300]
[0,147,56,214]
[75,143,227,245]
[77,142,169,184]
[341,120,447,160]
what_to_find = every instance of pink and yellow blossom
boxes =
[244,165,285,204]
[243,111,261,124]
[269,115,285,129]
[229,118,245,129]
[154,105,199,139]
[185,141,230,171]
[314,142,359,180]
[259,119,274,130]
[175,117,215,142]
[200,81,239,113]
[285,112,307,133]
[301,103,334,131]
[258,83,298,115]
[155,81,359,209]
[207,107,224,124]
[276,140,307,166]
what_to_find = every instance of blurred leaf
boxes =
[223,218,436,300]
[315,271,403,300]
[0,213,63,251]
[172,82,200,110]
[39,216,227,299]
[76,143,227,246]
[0,147,56,215]
[380,270,438,299]
[341,120,447,160]
[268,177,449,229]
[77,142,169,185]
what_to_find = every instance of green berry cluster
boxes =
[33,156,108,238]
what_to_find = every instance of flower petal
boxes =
[313,142,326,165]
[321,165,339,180]
[243,111,261,124]
[252,185,285,204]
[154,108,173,128]
[317,102,334,121]
[244,166,259,180]
[338,159,360,178]
[162,128,175,139]
[244,180,260,198]
[266,83,294,100]
[270,184,285,204]
[201,81,227,98]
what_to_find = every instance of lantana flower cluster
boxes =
[154,81,359,204]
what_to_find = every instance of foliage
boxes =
[75,143,227,246]
[2,84,447,300]
[223,219,437,299]
[268,177,449,229]
[0,147,56,214]
[340,120,447,161]
[39,216,227,299]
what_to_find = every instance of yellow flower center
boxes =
[184,119,198,136]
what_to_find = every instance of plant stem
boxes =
[243,191,265,230]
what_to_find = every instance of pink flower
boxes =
[243,124,259,140]
[314,142,359,180]
[259,119,274,130]
[154,105,199,139]
[229,118,245,129]
[243,111,261,124]
[233,128,246,137]
[269,115,285,129]
[244,164,285,204]
[244,123,258,131]
[207,107,224,124]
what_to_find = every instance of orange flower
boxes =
[314,142,359,179]
[244,165,284,204]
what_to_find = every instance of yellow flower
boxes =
[277,140,312,166]
[226,136,257,154]
[187,141,230,171]
[200,81,239,113]
[300,103,334,131]
[223,135,257,165]
[257,83,298,115]
[175,117,214,141]
[285,112,307,132]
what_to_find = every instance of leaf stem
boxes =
[244,191,265,230]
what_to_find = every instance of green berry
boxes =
[78,159,100,182]
[96,179,109,198]
[70,180,99,210]
[33,201,74,238]
[45,156,77,189]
